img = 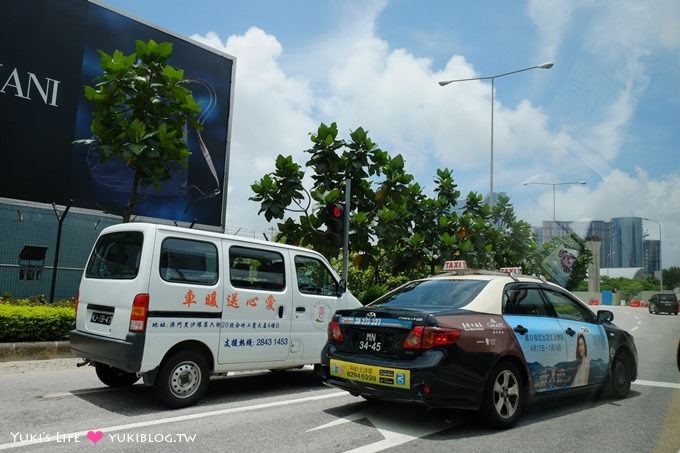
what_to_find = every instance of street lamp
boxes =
[523,180,586,237]
[642,217,662,292]
[439,62,554,205]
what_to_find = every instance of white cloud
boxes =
[192,28,317,237]
[190,0,680,268]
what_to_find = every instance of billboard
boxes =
[0,0,234,227]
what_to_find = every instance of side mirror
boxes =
[338,278,347,294]
[597,310,614,324]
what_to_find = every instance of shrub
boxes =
[0,298,75,342]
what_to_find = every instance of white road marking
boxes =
[309,402,456,452]
[44,386,122,398]
[0,391,347,450]
[633,379,680,389]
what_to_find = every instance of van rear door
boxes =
[218,243,293,364]
[76,229,147,341]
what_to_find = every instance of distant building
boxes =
[601,268,647,280]
[532,216,661,278]
[611,217,643,267]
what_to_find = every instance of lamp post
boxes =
[439,62,553,205]
[605,251,615,277]
[643,217,663,291]
[523,180,586,238]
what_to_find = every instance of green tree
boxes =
[75,39,202,222]
[250,122,541,290]
[663,266,680,290]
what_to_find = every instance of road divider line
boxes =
[633,379,680,389]
[0,390,348,450]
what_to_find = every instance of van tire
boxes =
[95,363,140,387]
[154,351,209,409]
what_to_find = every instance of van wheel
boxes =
[479,361,523,430]
[154,351,209,409]
[94,363,140,387]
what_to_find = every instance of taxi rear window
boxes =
[369,279,488,309]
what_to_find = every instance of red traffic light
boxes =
[330,204,343,218]
[324,203,345,248]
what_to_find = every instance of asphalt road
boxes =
[0,305,678,453]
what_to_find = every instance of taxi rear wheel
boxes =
[480,361,523,429]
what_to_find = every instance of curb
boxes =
[0,341,71,362]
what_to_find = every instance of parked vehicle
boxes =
[71,223,361,408]
[321,263,638,429]
[648,293,679,315]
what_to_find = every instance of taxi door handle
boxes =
[296,307,306,312]
[513,325,528,335]
[565,327,576,337]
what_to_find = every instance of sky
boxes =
[102,0,680,268]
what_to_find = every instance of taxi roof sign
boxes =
[500,267,523,274]
[443,260,468,270]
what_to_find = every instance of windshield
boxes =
[369,279,488,310]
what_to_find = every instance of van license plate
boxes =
[90,312,112,325]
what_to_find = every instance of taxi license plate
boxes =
[330,359,410,389]
[90,312,112,325]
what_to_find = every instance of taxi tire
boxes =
[95,362,140,387]
[154,350,209,409]
[480,361,523,430]
[608,352,632,399]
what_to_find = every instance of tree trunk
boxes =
[123,170,141,223]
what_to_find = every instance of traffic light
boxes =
[324,203,345,248]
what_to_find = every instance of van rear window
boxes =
[86,232,143,279]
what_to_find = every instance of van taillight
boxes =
[328,320,344,342]
[403,326,461,349]
[129,293,149,332]
[74,291,79,319]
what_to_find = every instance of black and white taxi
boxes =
[321,262,638,429]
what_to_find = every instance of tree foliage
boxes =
[76,39,202,222]
[663,266,680,290]
[251,122,547,291]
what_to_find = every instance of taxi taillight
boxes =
[328,320,344,342]
[403,326,460,349]
[129,293,149,332]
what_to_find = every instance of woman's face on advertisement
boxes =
[578,336,586,357]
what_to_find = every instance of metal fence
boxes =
[0,199,120,301]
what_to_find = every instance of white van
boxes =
[71,222,361,408]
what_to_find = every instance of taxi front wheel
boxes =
[608,353,632,398]
[479,361,523,430]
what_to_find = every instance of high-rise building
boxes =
[610,217,643,267]
[644,239,661,277]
